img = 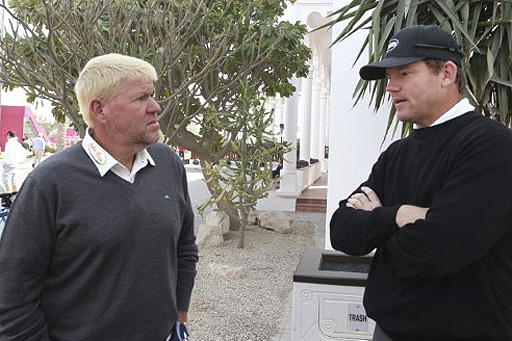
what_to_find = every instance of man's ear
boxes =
[441,61,458,87]
[90,99,107,123]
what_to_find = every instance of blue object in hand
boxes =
[166,321,189,341]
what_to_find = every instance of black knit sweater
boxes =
[0,143,198,341]
[330,112,512,340]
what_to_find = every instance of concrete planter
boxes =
[292,248,376,340]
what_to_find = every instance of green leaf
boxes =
[331,0,512,135]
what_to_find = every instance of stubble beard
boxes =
[134,130,159,149]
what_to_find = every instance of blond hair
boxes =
[75,53,158,127]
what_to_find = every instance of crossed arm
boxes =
[347,186,428,227]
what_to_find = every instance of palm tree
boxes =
[329,0,512,136]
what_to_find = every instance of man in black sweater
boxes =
[0,54,198,340]
[330,25,512,340]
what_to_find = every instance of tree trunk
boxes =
[237,211,248,249]
[218,199,241,232]
[56,122,67,151]
[200,161,241,231]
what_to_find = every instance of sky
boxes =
[1,87,55,123]
[0,7,55,123]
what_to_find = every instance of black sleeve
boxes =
[383,132,512,279]
[330,150,400,256]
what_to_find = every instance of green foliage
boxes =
[329,0,512,136]
[1,0,310,139]
[0,0,310,229]
[198,82,290,248]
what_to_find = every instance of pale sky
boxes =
[1,87,55,123]
[1,7,55,123]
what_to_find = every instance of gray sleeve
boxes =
[0,177,53,340]
[175,164,198,311]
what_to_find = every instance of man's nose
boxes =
[385,79,398,93]
[149,98,161,114]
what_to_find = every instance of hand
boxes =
[346,186,382,211]
[396,205,429,228]
[178,310,188,324]
[167,317,190,341]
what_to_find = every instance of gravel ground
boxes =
[187,212,325,341]
[10,159,326,340]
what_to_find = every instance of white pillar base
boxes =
[277,171,301,197]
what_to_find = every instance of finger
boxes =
[351,193,370,207]
[347,197,365,209]
[361,186,382,206]
[347,198,359,207]
[346,202,356,208]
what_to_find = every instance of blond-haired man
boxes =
[0,54,198,340]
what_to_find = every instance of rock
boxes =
[206,263,247,280]
[205,211,230,234]
[257,211,295,234]
[247,209,259,226]
[196,224,224,248]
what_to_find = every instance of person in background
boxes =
[0,54,198,341]
[32,132,46,167]
[2,130,27,192]
[330,25,512,340]
[21,135,31,151]
[178,145,185,159]
[272,159,283,179]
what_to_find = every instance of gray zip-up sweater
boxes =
[0,142,198,341]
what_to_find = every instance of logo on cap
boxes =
[387,38,399,52]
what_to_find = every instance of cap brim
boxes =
[359,57,426,80]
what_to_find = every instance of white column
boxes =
[318,78,329,172]
[278,77,300,196]
[270,95,284,136]
[266,97,277,133]
[275,95,284,133]
[309,65,322,160]
[299,68,313,162]
[325,95,330,154]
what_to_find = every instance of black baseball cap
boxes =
[360,25,463,80]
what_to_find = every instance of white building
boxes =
[260,0,396,250]
[280,3,397,339]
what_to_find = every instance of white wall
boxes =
[283,0,332,25]
[325,0,396,250]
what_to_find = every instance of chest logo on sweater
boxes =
[88,142,106,165]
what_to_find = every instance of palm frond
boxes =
[329,0,512,136]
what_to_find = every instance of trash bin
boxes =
[292,248,375,340]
